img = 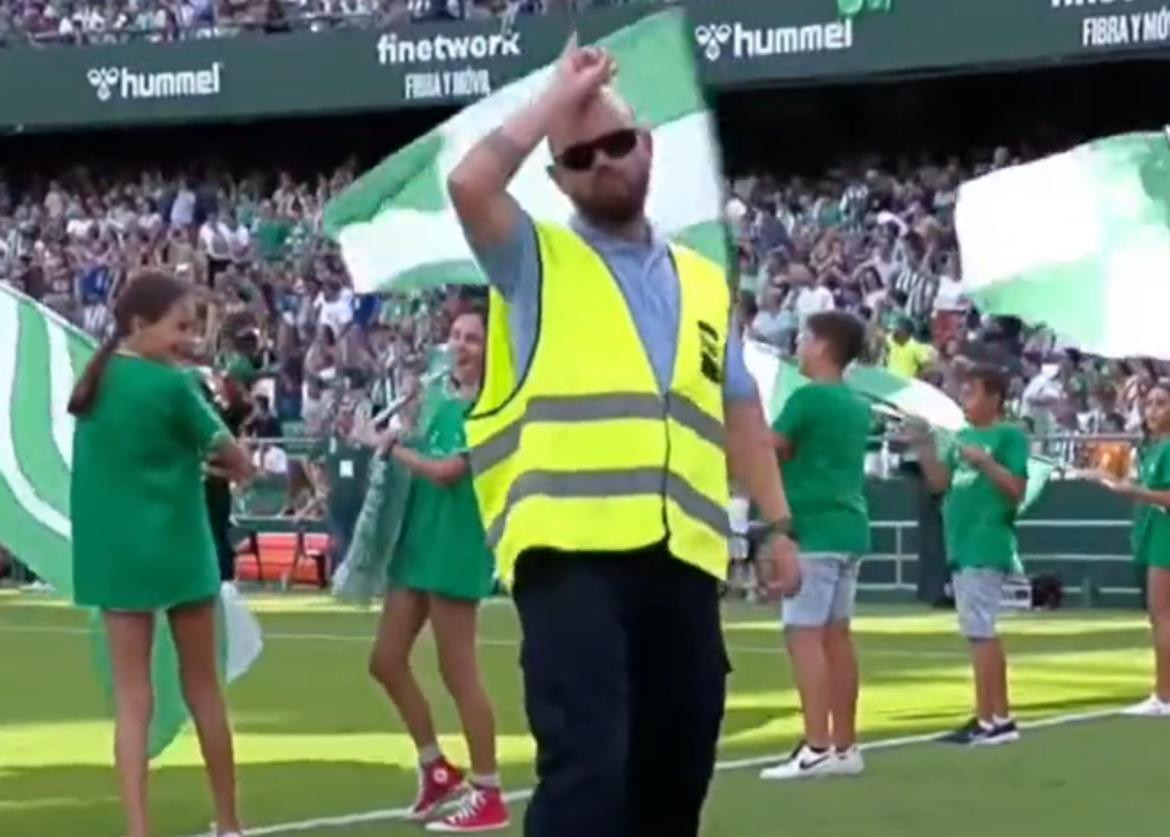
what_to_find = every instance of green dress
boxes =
[1134,439,1170,570]
[71,355,229,611]
[386,388,494,602]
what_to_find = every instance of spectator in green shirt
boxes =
[222,329,261,390]
[311,411,372,577]
[913,366,1028,747]
[252,200,291,263]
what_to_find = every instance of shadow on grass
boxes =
[0,759,475,837]
[880,692,1128,725]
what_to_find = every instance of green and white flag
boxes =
[324,9,727,293]
[742,338,963,429]
[0,284,262,758]
[956,131,1170,359]
[742,339,1054,515]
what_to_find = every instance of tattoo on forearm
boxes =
[483,128,528,172]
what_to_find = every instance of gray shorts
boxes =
[954,568,1006,640]
[782,554,860,628]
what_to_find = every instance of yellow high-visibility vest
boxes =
[466,221,731,587]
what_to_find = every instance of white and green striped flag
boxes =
[957,131,1170,359]
[742,339,1054,515]
[0,284,262,758]
[324,8,728,292]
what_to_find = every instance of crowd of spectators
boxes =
[0,0,624,44]
[0,138,1160,532]
[727,146,1167,474]
[0,159,469,487]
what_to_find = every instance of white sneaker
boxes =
[1121,695,1170,717]
[760,743,837,781]
[833,745,865,776]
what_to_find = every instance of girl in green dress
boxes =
[1097,380,1170,717]
[69,271,254,837]
[367,310,510,832]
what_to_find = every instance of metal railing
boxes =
[864,519,1137,598]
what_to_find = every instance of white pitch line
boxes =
[0,623,965,660]
[171,705,1125,837]
[713,706,1121,771]
[234,789,539,837]
[2,623,1151,663]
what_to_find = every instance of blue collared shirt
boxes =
[468,210,758,403]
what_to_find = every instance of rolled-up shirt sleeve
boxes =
[462,209,541,373]
[463,208,539,303]
[723,316,759,404]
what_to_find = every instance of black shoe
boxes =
[986,720,1021,745]
[937,717,995,745]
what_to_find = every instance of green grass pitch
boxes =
[2,591,1168,837]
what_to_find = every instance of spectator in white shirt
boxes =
[790,263,835,328]
[224,210,251,263]
[170,180,197,228]
[931,251,967,347]
[749,285,796,350]
[199,210,234,287]
[317,277,354,337]
[136,197,163,235]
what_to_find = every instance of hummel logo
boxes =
[86,67,121,102]
[693,23,733,62]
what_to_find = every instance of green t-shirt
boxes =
[773,381,872,554]
[254,219,291,262]
[72,357,228,610]
[942,422,1029,570]
[1134,439,1170,569]
[223,352,258,388]
[313,438,372,523]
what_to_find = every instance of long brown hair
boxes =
[68,271,191,417]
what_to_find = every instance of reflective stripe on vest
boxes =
[468,392,725,476]
[480,467,730,550]
[465,221,731,586]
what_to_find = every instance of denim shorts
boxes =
[781,554,860,628]
[953,568,1006,640]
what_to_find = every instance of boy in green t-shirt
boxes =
[913,366,1028,746]
[761,311,872,782]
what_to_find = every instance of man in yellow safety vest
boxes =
[447,41,799,837]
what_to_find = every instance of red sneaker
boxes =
[409,757,466,821]
[425,785,510,833]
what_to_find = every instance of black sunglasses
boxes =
[555,129,639,173]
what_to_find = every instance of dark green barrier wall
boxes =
[1,0,1168,132]
[860,477,1142,607]
[0,8,636,132]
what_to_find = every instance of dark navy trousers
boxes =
[513,542,729,837]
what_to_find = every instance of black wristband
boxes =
[752,518,794,545]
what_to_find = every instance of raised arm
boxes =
[446,38,614,251]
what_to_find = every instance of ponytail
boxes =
[68,339,119,417]
[66,269,192,417]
